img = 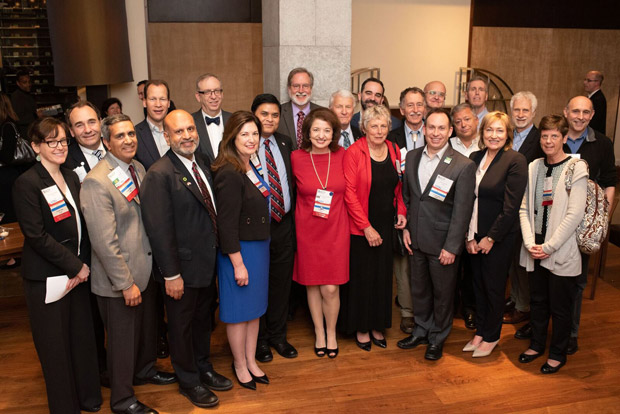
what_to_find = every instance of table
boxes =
[0,222,24,262]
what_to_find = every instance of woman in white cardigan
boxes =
[518,115,588,374]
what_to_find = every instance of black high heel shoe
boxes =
[355,337,371,352]
[250,371,270,384]
[370,332,387,348]
[327,347,339,358]
[314,347,327,357]
[231,362,256,390]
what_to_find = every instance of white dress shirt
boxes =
[147,118,169,157]
[467,151,489,241]
[202,110,224,157]
[79,142,106,170]
[450,136,480,158]
[418,143,449,191]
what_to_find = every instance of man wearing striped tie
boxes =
[252,93,299,363]
[329,89,362,149]
[64,101,106,182]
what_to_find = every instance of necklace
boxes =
[310,151,331,190]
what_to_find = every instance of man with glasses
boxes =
[465,76,489,127]
[583,70,606,134]
[192,73,231,163]
[135,80,172,171]
[277,67,322,149]
[351,77,401,132]
[423,81,447,116]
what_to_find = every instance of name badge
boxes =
[400,148,408,173]
[246,168,269,198]
[429,174,454,202]
[542,176,553,206]
[568,153,581,159]
[73,165,87,183]
[107,166,138,202]
[41,185,71,222]
[313,189,333,219]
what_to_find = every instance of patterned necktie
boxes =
[128,164,140,193]
[296,111,305,148]
[342,130,351,149]
[192,162,219,240]
[205,116,220,126]
[263,140,285,222]
[93,149,103,161]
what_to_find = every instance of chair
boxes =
[589,196,619,300]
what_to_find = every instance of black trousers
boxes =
[410,249,459,345]
[529,261,577,363]
[571,253,589,337]
[259,212,295,345]
[471,232,517,342]
[455,251,476,314]
[97,278,158,412]
[23,279,102,414]
[164,281,216,388]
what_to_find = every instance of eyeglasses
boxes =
[44,139,69,148]
[290,84,311,91]
[427,90,446,98]
[197,89,223,96]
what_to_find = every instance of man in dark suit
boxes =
[135,80,171,171]
[81,114,176,414]
[505,92,543,333]
[351,77,401,131]
[252,93,298,362]
[584,70,607,134]
[192,73,231,163]
[397,108,476,361]
[63,101,106,182]
[387,86,426,334]
[329,89,361,149]
[277,67,322,150]
[141,110,230,409]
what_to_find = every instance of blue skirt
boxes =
[217,239,269,323]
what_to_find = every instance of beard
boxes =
[291,92,311,106]
[361,99,377,110]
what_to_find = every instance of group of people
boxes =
[7,67,616,414]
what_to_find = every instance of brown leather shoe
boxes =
[400,317,415,334]
[503,309,530,324]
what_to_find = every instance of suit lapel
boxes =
[168,152,208,210]
[422,146,453,196]
[69,143,90,172]
[282,103,295,140]
[139,122,161,163]
[408,149,424,196]
[275,133,294,190]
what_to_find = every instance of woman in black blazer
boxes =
[13,117,101,414]
[212,111,271,391]
[463,111,528,357]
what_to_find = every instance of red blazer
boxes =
[343,137,406,235]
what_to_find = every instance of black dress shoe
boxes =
[518,351,542,363]
[566,337,578,355]
[256,343,273,362]
[397,335,429,350]
[425,343,443,360]
[200,369,233,391]
[112,400,158,414]
[179,385,219,408]
[355,337,371,351]
[272,341,298,358]
[541,360,566,374]
[250,371,270,384]
[156,335,169,359]
[80,405,101,412]
[464,311,476,330]
[370,332,387,348]
[133,371,177,386]
[514,322,533,340]
[232,362,256,390]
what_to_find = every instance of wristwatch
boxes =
[487,236,494,243]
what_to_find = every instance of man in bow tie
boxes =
[192,73,231,164]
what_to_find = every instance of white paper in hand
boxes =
[45,275,72,304]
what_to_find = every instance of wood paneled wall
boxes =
[147,23,263,114]
[471,27,620,140]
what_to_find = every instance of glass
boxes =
[427,90,446,97]
[290,84,311,91]
[197,89,223,96]
[44,138,69,148]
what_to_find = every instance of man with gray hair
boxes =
[277,67,322,149]
[584,70,606,134]
[450,103,480,158]
[192,73,231,163]
[466,76,489,126]
[329,89,361,148]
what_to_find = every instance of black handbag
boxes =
[0,122,36,167]
[389,141,408,256]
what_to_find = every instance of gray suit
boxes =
[403,145,475,344]
[192,109,232,163]
[277,100,321,149]
[80,152,157,411]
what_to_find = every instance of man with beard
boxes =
[329,89,362,148]
[466,76,489,127]
[277,67,322,149]
[423,81,447,116]
[387,86,426,334]
[351,77,401,132]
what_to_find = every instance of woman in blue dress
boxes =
[212,111,271,390]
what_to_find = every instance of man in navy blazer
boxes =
[329,89,362,149]
[584,70,607,134]
[192,73,231,163]
[135,80,172,171]
[63,101,107,181]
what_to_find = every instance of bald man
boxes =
[583,70,606,134]
[423,81,447,116]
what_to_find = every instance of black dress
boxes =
[339,154,398,334]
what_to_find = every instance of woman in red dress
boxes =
[292,108,349,359]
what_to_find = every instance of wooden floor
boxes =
[1,248,620,414]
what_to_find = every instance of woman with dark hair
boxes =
[518,115,588,374]
[340,105,407,351]
[292,108,349,358]
[101,97,123,117]
[13,117,102,413]
[212,111,270,390]
[463,111,527,357]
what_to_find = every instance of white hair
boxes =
[328,89,356,108]
[510,91,538,112]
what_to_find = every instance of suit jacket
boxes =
[63,140,91,172]
[351,124,363,141]
[403,145,476,256]
[80,153,152,297]
[516,125,543,164]
[271,132,295,206]
[563,126,617,189]
[213,163,270,254]
[140,151,218,288]
[589,89,607,135]
[135,119,161,171]
[192,109,232,163]
[13,163,90,281]
[387,123,424,152]
[277,101,322,150]
[469,148,527,242]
